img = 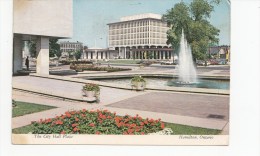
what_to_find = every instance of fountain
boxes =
[177,29,197,84]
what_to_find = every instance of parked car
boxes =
[209,59,219,65]
[196,60,210,66]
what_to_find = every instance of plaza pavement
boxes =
[12,74,229,133]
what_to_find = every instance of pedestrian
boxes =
[25,56,29,70]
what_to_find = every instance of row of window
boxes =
[60,44,82,48]
[110,39,167,46]
[109,33,167,40]
[109,26,168,35]
[61,49,78,52]
[109,20,167,29]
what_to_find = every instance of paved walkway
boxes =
[12,76,229,132]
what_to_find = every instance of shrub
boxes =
[60,60,94,65]
[131,76,146,83]
[31,109,164,135]
[70,64,131,72]
[83,83,100,92]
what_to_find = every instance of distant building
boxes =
[60,41,83,56]
[82,47,118,60]
[107,13,173,60]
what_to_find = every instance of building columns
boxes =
[13,35,23,74]
[36,36,49,75]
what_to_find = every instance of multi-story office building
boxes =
[59,41,83,56]
[108,13,173,60]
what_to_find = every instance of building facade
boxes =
[82,47,118,60]
[13,0,73,75]
[108,13,173,60]
[60,41,83,56]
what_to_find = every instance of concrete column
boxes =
[13,35,23,74]
[125,48,127,59]
[163,51,166,60]
[170,51,173,60]
[36,36,49,75]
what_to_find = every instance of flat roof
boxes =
[59,41,83,44]
[107,13,163,25]
[120,13,162,21]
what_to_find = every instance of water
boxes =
[93,77,229,90]
[177,29,197,83]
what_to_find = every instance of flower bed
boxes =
[70,64,131,72]
[31,109,164,135]
[60,60,94,65]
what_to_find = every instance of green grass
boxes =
[12,101,57,117]
[12,124,34,134]
[12,122,221,135]
[165,123,221,135]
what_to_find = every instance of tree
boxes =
[28,41,36,57]
[28,38,61,58]
[74,50,82,60]
[163,0,220,61]
[49,38,61,57]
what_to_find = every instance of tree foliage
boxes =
[163,0,220,60]
[74,50,82,60]
[49,38,61,57]
[28,41,36,57]
[28,38,61,58]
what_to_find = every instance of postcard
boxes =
[11,0,230,145]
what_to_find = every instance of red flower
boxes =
[45,118,52,124]
[140,132,145,135]
[75,117,79,122]
[72,123,78,127]
[140,122,144,126]
[73,127,79,132]
[82,109,86,112]
[149,119,154,123]
[144,120,148,124]
[55,120,63,125]
[60,131,66,134]
[123,131,128,135]
[89,123,95,127]
[107,116,112,119]
[130,123,136,128]
[160,122,165,129]
[127,129,134,134]
[66,113,71,118]
[95,131,101,135]
[81,114,86,117]
[116,122,123,128]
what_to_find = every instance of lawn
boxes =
[12,101,57,117]
[165,123,221,135]
[12,122,221,135]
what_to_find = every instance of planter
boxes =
[82,90,96,98]
[132,82,145,91]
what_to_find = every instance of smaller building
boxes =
[59,41,83,57]
[82,47,118,60]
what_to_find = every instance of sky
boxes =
[62,0,230,48]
